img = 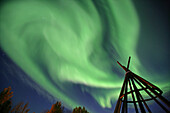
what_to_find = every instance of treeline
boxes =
[0,87,89,113]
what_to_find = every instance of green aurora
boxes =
[0,0,169,112]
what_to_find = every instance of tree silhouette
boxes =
[0,86,13,112]
[46,102,64,113]
[0,100,12,113]
[0,86,13,105]
[0,87,91,113]
[10,102,30,113]
[72,106,89,113]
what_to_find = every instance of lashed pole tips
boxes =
[127,56,131,70]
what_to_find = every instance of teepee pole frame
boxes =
[114,56,170,113]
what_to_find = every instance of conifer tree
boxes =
[47,101,64,113]
[10,102,30,113]
[0,86,13,112]
[72,106,89,113]
[0,86,13,104]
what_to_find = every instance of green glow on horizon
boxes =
[0,0,169,112]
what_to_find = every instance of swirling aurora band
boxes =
[0,0,169,113]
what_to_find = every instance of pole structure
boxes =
[114,56,170,113]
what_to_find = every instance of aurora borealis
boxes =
[0,0,169,113]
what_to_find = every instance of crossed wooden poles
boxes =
[114,57,170,113]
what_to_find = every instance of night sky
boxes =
[0,0,170,113]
